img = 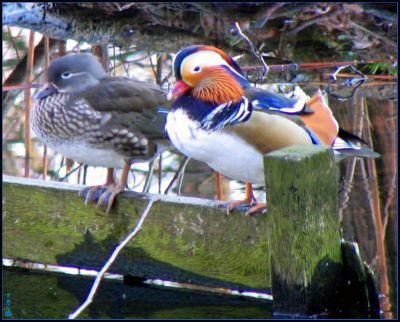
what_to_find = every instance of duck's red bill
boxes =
[168,80,191,100]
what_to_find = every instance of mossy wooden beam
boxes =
[2,175,271,292]
[264,145,343,317]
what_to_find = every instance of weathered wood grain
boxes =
[264,145,343,316]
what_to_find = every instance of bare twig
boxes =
[3,258,273,301]
[2,118,22,142]
[234,22,269,81]
[381,101,396,236]
[164,156,190,195]
[338,96,364,221]
[252,3,286,28]
[360,99,392,319]
[215,171,224,201]
[6,26,21,60]
[176,159,190,196]
[42,37,50,180]
[2,83,43,91]
[287,8,342,36]
[68,197,158,319]
[158,154,163,193]
[148,51,163,85]
[57,164,83,182]
[240,59,396,74]
[42,145,49,180]
[142,159,155,193]
[349,21,396,48]
[323,72,396,81]
[156,54,163,85]
[58,40,66,56]
[3,36,58,110]
[82,164,88,185]
[24,31,35,178]
[326,65,367,101]
[297,81,396,87]
[160,70,173,88]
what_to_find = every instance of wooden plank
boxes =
[2,175,271,292]
[264,145,343,316]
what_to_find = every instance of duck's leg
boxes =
[226,182,266,216]
[79,167,116,204]
[96,161,132,214]
[215,171,224,201]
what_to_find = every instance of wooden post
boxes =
[264,145,343,317]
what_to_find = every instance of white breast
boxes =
[166,109,265,184]
[53,141,127,168]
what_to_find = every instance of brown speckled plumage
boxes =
[32,54,169,168]
[31,53,170,212]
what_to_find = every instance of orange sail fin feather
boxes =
[300,90,339,146]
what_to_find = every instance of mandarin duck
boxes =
[165,45,379,215]
[32,53,170,213]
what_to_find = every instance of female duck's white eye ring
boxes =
[193,66,201,72]
[61,71,72,79]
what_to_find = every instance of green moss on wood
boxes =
[264,145,343,316]
[3,175,271,291]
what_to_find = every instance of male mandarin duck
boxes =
[165,45,379,215]
[32,53,170,213]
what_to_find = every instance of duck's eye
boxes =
[193,66,201,72]
[61,71,72,79]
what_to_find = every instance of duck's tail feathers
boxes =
[333,129,380,159]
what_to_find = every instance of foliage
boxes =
[361,62,397,76]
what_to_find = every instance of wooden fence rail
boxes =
[2,145,380,318]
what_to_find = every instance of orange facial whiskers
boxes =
[192,67,243,104]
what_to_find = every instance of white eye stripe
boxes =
[181,51,227,76]
[60,71,87,79]
[182,50,249,84]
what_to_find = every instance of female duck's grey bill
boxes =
[33,83,58,100]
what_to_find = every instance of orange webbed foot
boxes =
[221,182,266,216]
